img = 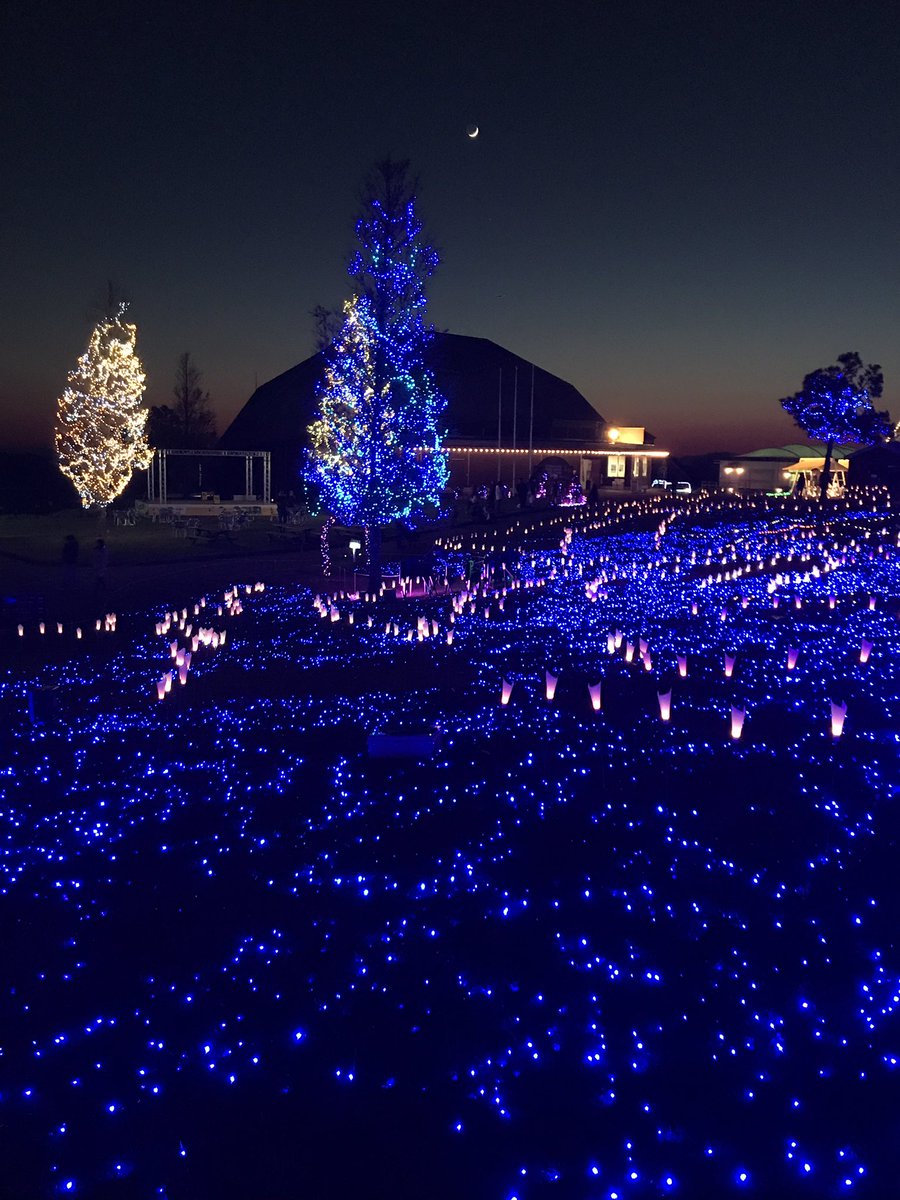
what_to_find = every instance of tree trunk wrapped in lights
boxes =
[55,309,153,508]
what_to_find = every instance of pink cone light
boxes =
[730,706,745,740]
[830,700,847,738]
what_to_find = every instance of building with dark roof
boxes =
[848,442,900,499]
[219,332,666,495]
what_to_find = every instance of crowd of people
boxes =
[456,473,605,522]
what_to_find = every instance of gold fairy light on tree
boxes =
[55,305,153,507]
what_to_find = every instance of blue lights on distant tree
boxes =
[780,352,892,498]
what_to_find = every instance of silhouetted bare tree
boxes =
[311,305,342,351]
[149,353,217,448]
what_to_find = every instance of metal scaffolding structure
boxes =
[146,448,272,505]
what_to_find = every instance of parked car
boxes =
[674,481,692,494]
[649,479,672,490]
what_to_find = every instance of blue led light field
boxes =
[2,498,899,1199]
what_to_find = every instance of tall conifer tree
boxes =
[305,160,448,580]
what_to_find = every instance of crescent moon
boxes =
[467,124,479,139]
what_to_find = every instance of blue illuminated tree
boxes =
[305,159,448,582]
[780,352,891,500]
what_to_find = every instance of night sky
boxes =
[2,0,897,455]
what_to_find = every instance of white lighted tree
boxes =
[55,307,153,507]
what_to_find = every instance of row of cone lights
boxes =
[607,631,873,673]
[153,584,264,700]
[500,672,849,739]
[17,613,117,639]
[436,491,888,560]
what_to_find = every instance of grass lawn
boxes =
[0,510,320,566]
[0,507,477,574]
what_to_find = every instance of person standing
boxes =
[492,479,504,515]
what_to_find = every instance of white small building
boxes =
[783,456,849,499]
[718,443,854,495]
